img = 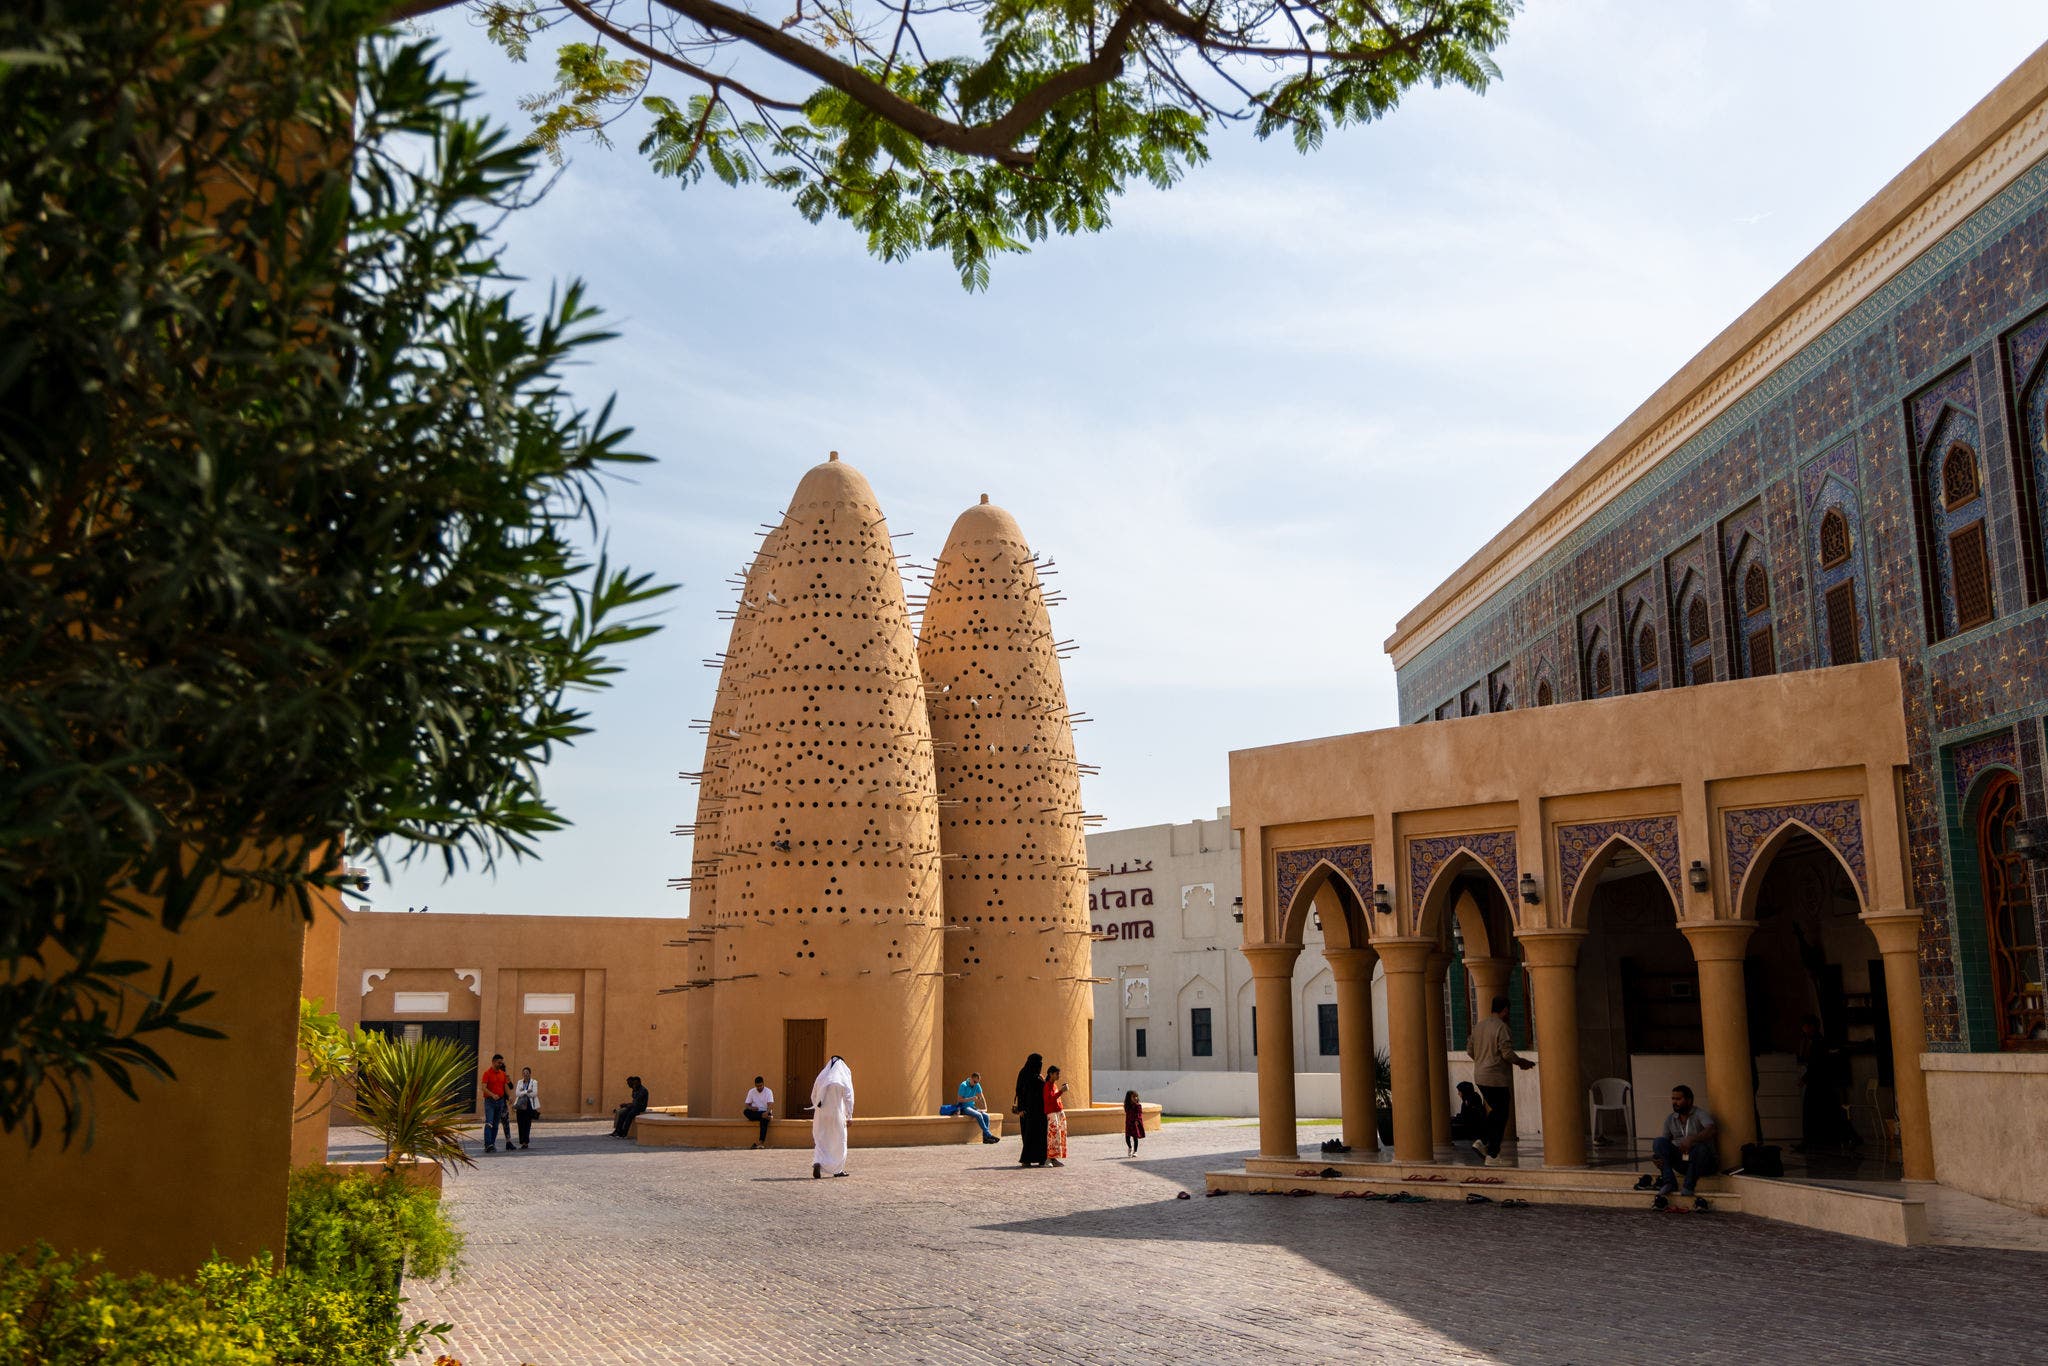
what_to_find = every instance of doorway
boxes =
[784,1019,826,1113]
[360,1019,481,1112]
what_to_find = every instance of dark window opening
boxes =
[1952,521,1994,630]
[1134,1027,1147,1059]
[1820,509,1852,567]
[1824,582,1860,664]
[1191,1006,1213,1057]
[1318,1002,1340,1056]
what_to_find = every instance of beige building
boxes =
[334,910,687,1119]
[1223,44,2048,1227]
[1087,808,1391,1116]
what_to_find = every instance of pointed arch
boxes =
[1730,817,1869,919]
[1564,832,1681,929]
[1412,837,1519,943]
[1272,843,1374,947]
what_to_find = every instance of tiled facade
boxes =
[1396,152,2048,1053]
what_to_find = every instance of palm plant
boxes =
[348,1033,477,1173]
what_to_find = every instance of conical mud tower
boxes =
[700,454,944,1119]
[919,495,1093,1105]
[677,520,787,1118]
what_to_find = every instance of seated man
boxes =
[1651,1085,1718,1206]
[1449,1081,1487,1143]
[940,1071,998,1143]
[611,1074,649,1138]
[744,1075,775,1149]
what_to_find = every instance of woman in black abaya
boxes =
[1013,1053,1048,1167]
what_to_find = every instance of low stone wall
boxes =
[1923,1051,2048,1214]
[324,1157,444,1194]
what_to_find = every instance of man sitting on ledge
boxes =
[940,1071,999,1143]
[1651,1085,1718,1209]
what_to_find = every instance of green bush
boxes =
[0,1174,462,1364]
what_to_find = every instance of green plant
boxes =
[2,0,668,1147]
[1373,1047,1393,1109]
[347,1033,478,1172]
[455,0,1521,288]
[287,1168,464,1289]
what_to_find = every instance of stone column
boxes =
[1424,949,1452,1147]
[1517,929,1587,1168]
[1680,921,1759,1154]
[1863,911,1935,1182]
[1326,946,1380,1152]
[1376,939,1435,1163]
[1243,944,1304,1160]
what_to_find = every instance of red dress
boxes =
[1043,1079,1069,1160]
[1124,1099,1143,1140]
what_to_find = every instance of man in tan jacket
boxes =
[1467,995,1534,1163]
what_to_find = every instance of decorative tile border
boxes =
[1408,830,1519,913]
[1724,800,1869,903]
[1273,843,1373,924]
[1953,726,2020,801]
[1556,816,1682,909]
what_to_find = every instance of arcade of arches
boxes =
[1231,662,1937,1180]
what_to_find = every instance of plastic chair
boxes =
[1588,1077,1634,1148]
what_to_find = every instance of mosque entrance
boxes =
[1742,832,1890,1164]
[784,1019,826,1113]
[1576,852,1696,1147]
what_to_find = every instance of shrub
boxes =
[0,1174,462,1363]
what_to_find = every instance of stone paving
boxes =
[330,1120,2048,1365]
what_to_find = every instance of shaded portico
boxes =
[1230,661,1932,1182]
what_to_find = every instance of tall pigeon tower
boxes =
[919,495,1093,1105]
[702,454,944,1119]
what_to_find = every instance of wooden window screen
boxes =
[1592,650,1612,696]
[1977,773,2047,1047]
[1819,509,1851,567]
[1637,625,1658,673]
[1942,443,1981,509]
[1686,595,1709,644]
[1824,582,1860,664]
[1744,562,1770,615]
[1535,679,1554,707]
[1951,520,1994,630]
[1746,625,1775,677]
[1690,657,1713,686]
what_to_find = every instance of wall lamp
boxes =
[1688,859,1711,893]
[1231,895,1245,924]
[1519,872,1541,906]
[2014,818,2048,865]
[1373,884,1393,914]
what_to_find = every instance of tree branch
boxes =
[559,0,805,112]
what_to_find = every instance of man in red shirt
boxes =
[480,1053,512,1154]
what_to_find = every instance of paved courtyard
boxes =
[335,1119,2048,1365]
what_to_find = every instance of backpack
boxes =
[1739,1142,1782,1178]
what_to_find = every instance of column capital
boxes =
[1861,909,1925,957]
[1324,945,1379,982]
[1241,942,1303,978]
[1462,955,1510,977]
[1514,927,1586,969]
[1373,937,1435,973]
[1679,919,1757,962]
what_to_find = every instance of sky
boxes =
[369,1,2048,918]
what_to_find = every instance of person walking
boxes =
[1013,1054,1048,1168]
[480,1053,512,1154]
[512,1067,540,1149]
[1467,995,1533,1164]
[744,1076,775,1148]
[1123,1090,1145,1157]
[1043,1064,1070,1167]
[810,1056,855,1178]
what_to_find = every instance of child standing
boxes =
[1123,1090,1144,1157]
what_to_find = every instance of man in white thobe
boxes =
[810,1056,854,1178]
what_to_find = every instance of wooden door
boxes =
[784,1019,826,1113]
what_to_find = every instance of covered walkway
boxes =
[1225,662,1936,1213]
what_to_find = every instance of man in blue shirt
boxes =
[941,1072,998,1143]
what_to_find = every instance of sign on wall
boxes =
[537,1019,562,1052]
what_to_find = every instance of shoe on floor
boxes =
[1652,1194,1669,1211]
[1693,1197,1712,1213]
[1471,1139,1486,1154]
[833,1171,848,1178]
[812,1163,821,1179]
[1464,1192,1494,1204]
[1633,1174,1657,1191]
[1499,1198,1532,1210]
[983,1135,999,1144]
[1049,1158,1064,1167]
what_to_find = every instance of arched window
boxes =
[1633,616,1659,692]
[1975,772,2045,1046]
[1918,411,1997,639]
[1732,546,1775,677]
[1585,625,1613,699]
[1535,677,1554,708]
[1676,580,1713,686]
[1813,495,1864,667]
[1819,509,1851,567]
